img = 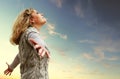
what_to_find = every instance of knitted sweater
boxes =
[11,27,50,79]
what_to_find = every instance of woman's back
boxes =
[19,27,49,79]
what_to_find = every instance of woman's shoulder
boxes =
[24,27,40,39]
[26,27,39,34]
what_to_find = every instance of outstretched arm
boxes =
[29,38,50,58]
[4,54,20,76]
[28,32,50,58]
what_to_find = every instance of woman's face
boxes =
[31,10,47,26]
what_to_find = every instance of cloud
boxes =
[50,0,63,8]
[94,47,105,61]
[53,46,68,58]
[93,39,120,61]
[101,61,120,69]
[74,3,84,18]
[102,63,111,68]
[95,39,120,52]
[88,69,104,75]
[83,53,94,60]
[94,48,119,61]
[83,52,119,63]
[106,56,119,61]
[83,47,119,62]
[79,39,96,44]
[47,23,67,40]
[83,38,120,62]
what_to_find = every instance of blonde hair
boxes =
[10,8,34,45]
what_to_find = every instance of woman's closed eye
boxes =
[36,12,39,14]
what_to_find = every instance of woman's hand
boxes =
[29,38,50,58]
[4,62,13,76]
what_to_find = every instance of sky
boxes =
[0,0,120,79]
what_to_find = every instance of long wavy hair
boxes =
[10,8,34,45]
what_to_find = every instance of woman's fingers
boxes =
[29,38,50,58]
[38,48,50,58]
[38,49,43,56]
[38,48,45,57]
[4,70,7,74]
[4,62,13,76]
[5,71,9,75]
[41,50,46,57]
[34,44,41,49]
[4,69,12,76]
[46,52,51,58]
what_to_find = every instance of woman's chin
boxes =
[41,20,47,25]
[43,19,47,24]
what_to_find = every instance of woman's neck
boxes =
[33,24,42,31]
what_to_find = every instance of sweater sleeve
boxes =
[28,32,44,46]
[9,54,20,70]
[27,32,50,53]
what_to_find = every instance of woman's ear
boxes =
[29,18,34,24]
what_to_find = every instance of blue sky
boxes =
[0,0,120,79]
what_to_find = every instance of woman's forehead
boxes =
[31,10,37,15]
[33,10,37,13]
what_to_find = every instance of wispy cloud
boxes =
[47,23,67,40]
[93,39,120,61]
[83,53,94,60]
[101,62,120,69]
[94,47,105,61]
[74,3,84,18]
[102,63,111,68]
[94,39,120,53]
[88,69,104,75]
[50,0,63,8]
[94,47,119,61]
[107,56,119,61]
[83,47,119,62]
[83,38,120,62]
[79,39,96,44]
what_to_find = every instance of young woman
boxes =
[4,8,50,79]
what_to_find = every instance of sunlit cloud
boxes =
[87,69,104,75]
[83,47,119,62]
[74,64,87,73]
[51,45,70,60]
[106,56,119,61]
[94,47,105,61]
[83,53,94,60]
[93,39,120,61]
[101,61,120,70]
[50,0,63,8]
[83,38,120,62]
[102,63,112,68]
[47,23,67,40]
[58,51,67,57]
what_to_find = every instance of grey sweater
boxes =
[10,27,50,79]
